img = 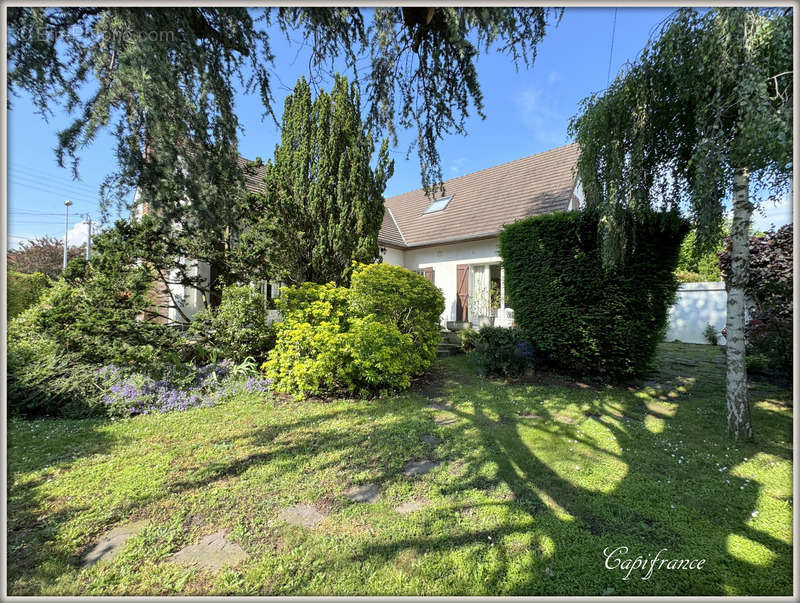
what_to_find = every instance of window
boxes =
[424,195,453,214]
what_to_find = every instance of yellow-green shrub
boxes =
[263,264,444,398]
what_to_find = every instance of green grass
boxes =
[7,343,792,595]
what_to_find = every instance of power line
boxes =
[8,172,99,195]
[7,178,99,204]
[607,8,618,85]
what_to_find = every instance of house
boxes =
[143,143,582,325]
[377,143,582,327]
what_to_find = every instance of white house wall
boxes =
[403,237,502,323]
[380,246,406,267]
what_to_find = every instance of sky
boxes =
[6,7,793,249]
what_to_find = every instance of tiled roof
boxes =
[379,143,580,247]
[238,156,267,195]
[379,207,406,247]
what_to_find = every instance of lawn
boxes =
[7,343,792,595]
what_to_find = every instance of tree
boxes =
[8,236,85,279]
[675,225,729,282]
[720,224,793,376]
[568,8,792,440]
[239,76,393,285]
[8,7,559,301]
[8,7,558,204]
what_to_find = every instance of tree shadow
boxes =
[340,345,792,595]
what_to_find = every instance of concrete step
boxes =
[440,331,462,345]
[436,342,461,358]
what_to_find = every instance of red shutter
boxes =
[423,267,434,283]
[456,264,469,321]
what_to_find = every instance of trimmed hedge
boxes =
[499,208,688,380]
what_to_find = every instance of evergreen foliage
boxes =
[241,76,393,285]
[7,270,51,319]
[187,285,275,363]
[499,209,687,380]
[8,7,559,208]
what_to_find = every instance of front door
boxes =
[456,264,469,321]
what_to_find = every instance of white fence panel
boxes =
[665,281,727,345]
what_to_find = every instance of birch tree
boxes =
[569,8,792,440]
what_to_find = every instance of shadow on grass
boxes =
[6,344,793,595]
[341,344,792,595]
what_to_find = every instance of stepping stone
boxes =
[516,413,543,419]
[421,434,442,446]
[642,380,661,389]
[343,483,380,503]
[277,504,326,528]
[554,414,577,424]
[82,520,148,567]
[169,530,247,571]
[403,460,439,476]
[434,416,457,426]
[394,500,426,514]
[427,402,451,411]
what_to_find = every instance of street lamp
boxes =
[63,199,73,270]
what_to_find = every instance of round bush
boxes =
[189,285,275,363]
[349,262,444,364]
[264,264,445,398]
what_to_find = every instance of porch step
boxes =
[436,343,461,358]
[440,330,462,345]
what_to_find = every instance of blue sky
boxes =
[7,7,792,248]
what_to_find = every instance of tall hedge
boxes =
[499,208,688,380]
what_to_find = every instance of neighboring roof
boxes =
[238,156,267,195]
[379,143,580,248]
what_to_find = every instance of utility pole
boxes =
[63,199,72,270]
[85,214,93,260]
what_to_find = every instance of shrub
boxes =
[8,303,267,418]
[468,326,534,378]
[263,282,351,397]
[7,308,106,418]
[33,267,180,369]
[459,325,481,352]
[7,270,50,319]
[340,316,422,394]
[499,208,688,380]
[187,285,275,363]
[703,324,719,346]
[349,262,444,364]
[264,264,445,398]
[720,224,792,375]
[746,353,768,375]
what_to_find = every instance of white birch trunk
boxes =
[725,167,753,441]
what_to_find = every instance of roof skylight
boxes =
[424,195,453,214]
